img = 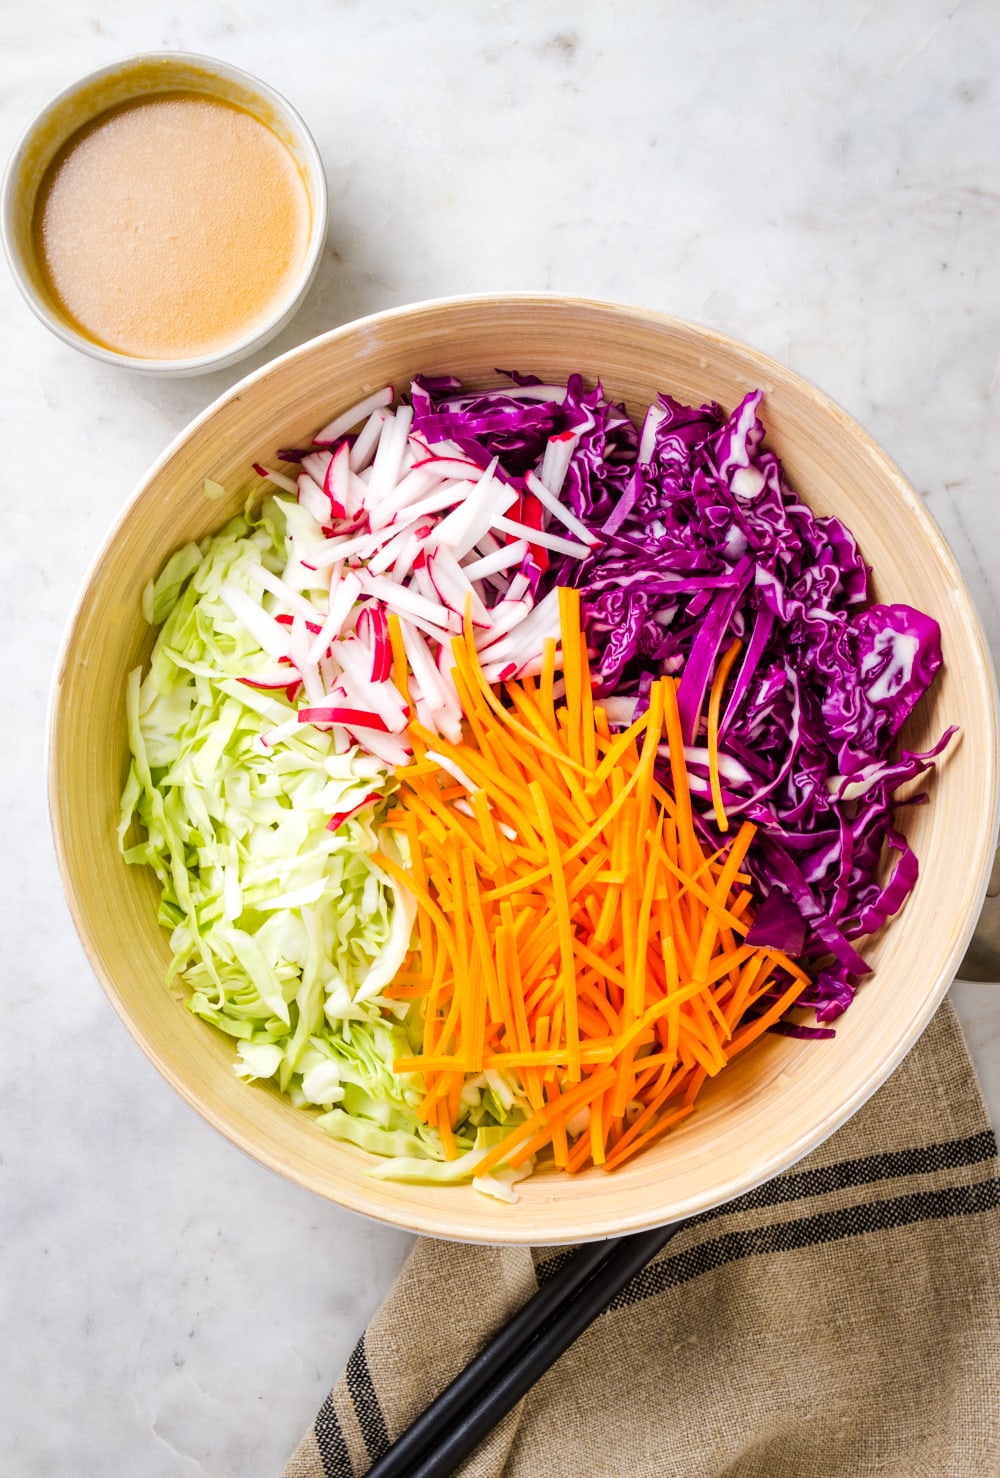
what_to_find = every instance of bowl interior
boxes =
[49,295,999,1243]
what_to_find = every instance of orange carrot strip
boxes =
[706,637,743,833]
[603,1104,696,1171]
[475,1066,617,1178]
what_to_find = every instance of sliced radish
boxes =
[366,405,414,511]
[426,547,491,628]
[472,597,531,644]
[538,431,578,496]
[313,386,394,447]
[289,612,325,706]
[248,565,325,626]
[491,512,592,559]
[356,603,392,683]
[638,402,667,465]
[461,538,528,582]
[361,571,462,633]
[304,529,378,569]
[253,462,298,495]
[301,450,333,489]
[335,639,410,731]
[237,667,299,690]
[368,467,450,530]
[299,704,391,732]
[326,792,382,832]
[297,472,329,524]
[399,620,462,728]
[220,583,290,662]
[409,453,486,478]
[524,468,600,547]
[274,611,324,637]
[347,408,390,472]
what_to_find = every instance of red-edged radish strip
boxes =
[462,539,529,581]
[638,402,668,465]
[360,571,462,634]
[290,611,325,706]
[399,620,462,732]
[305,569,363,662]
[238,667,299,690]
[368,468,454,531]
[366,525,421,579]
[312,386,394,447]
[409,453,487,478]
[274,612,324,636]
[335,639,411,732]
[473,588,561,668]
[478,659,520,683]
[297,472,329,524]
[539,431,578,495]
[323,442,351,519]
[326,792,382,832]
[391,481,475,526]
[248,565,325,626]
[427,548,491,629]
[356,604,393,683]
[253,462,298,495]
[366,405,414,509]
[220,583,290,662]
[349,408,390,472]
[393,607,455,651]
[299,704,392,732]
[304,529,379,569]
[433,460,518,560]
[524,468,601,548]
[301,450,333,489]
[342,725,411,769]
[471,596,531,644]
[491,513,592,559]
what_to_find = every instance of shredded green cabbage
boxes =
[120,492,531,1186]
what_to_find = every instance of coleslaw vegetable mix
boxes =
[120,373,952,1196]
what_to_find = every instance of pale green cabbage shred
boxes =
[119,491,531,1195]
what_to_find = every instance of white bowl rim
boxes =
[1,50,328,377]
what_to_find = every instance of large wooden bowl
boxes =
[50,295,998,1244]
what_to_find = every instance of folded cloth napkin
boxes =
[282,999,1000,1478]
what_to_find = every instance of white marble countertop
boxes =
[3,2,999,1473]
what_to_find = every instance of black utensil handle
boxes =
[365,1235,625,1478]
[370,1221,685,1478]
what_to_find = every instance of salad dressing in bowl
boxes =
[2,53,327,374]
[34,93,311,361]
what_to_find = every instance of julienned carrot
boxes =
[380,587,811,1178]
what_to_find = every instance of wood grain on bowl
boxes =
[49,295,999,1243]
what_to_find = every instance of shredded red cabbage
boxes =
[407,374,953,1024]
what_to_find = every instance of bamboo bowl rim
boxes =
[48,293,1000,1243]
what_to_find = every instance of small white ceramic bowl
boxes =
[1,52,328,376]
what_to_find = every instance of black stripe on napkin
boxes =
[535,1130,998,1285]
[699,1129,998,1222]
[610,1175,1000,1314]
[314,1390,352,1478]
[346,1334,390,1464]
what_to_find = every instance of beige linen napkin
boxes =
[282,998,1000,1478]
